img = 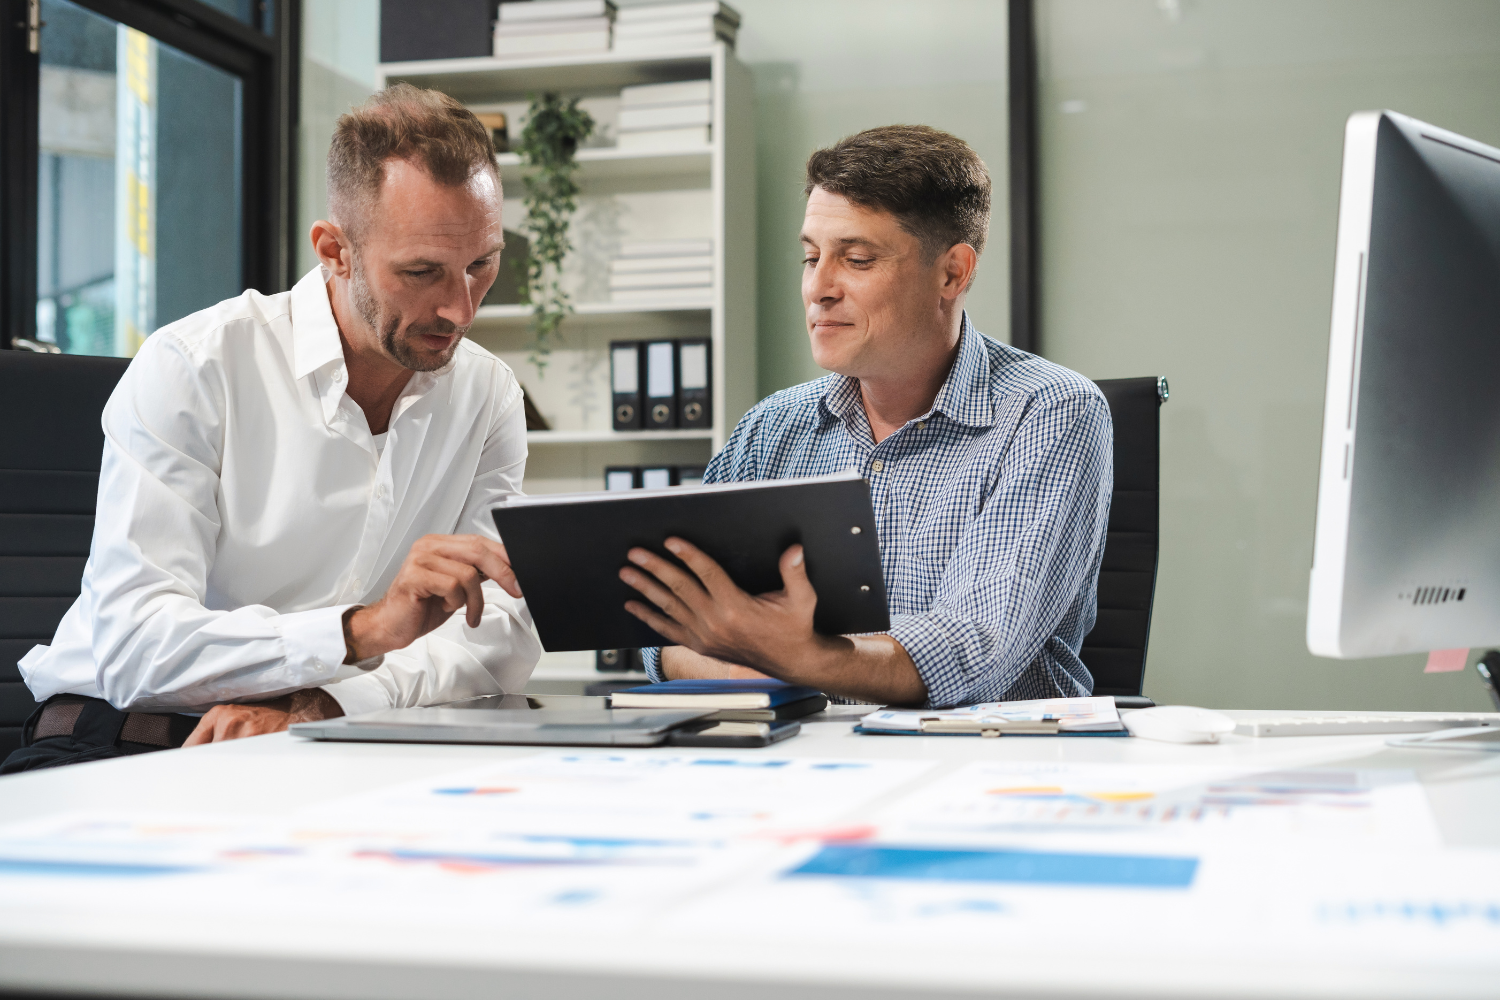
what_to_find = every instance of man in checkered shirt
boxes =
[621,125,1113,708]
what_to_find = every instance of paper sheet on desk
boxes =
[0,754,935,929]
[656,763,1493,969]
[868,761,1444,850]
[299,750,935,838]
[0,811,771,928]
[660,843,1500,970]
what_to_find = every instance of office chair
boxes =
[1081,376,1168,699]
[0,350,131,759]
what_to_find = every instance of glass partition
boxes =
[36,0,244,357]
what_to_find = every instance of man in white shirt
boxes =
[3,84,538,773]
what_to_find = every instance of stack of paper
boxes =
[613,1,739,55]
[493,0,615,60]
[616,79,712,151]
[859,696,1126,735]
[610,238,713,304]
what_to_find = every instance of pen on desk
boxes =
[1477,650,1500,712]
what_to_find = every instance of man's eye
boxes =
[848,257,875,266]
[802,257,819,267]
[404,269,433,278]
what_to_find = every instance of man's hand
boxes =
[621,537,928,705]
[621,538,826,672]
[346,534,522,661]
[184,688,343,746]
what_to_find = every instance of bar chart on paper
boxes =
[870,762,1444,849]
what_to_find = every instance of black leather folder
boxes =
[491,471,889,651]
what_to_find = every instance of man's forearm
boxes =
[774,634,927,706]
[661,646,771,680]
[664,635,927,706]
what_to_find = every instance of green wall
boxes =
[732,0,1008,397]
[1037,0,1500,710]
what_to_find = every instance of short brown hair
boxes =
[804,125,991,260]
[327,82,499,242]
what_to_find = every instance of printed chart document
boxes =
[2,755,1497,984]
[304,750,934,837]
[865,761,1445,850]
[659,762,1475,971]
[0,753,935,932]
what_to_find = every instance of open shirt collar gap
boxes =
[290,266,458,435]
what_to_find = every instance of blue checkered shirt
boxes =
[642,316,1113,707]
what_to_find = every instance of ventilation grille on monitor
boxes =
[1403,586,1467,606]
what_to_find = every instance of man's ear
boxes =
[939,243,979,300]
[310,220,353,279]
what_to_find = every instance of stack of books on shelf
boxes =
[493,0,614,60]
[617,80,712,151]
[612,1,739,55]
[609,238,713,304]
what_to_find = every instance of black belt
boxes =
[29,695,199,751]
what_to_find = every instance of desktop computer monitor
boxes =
[1308,110,1500,660]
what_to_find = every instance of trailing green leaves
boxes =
[514,93,595,371]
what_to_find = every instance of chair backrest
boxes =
[1081,377,1167,698]
[0,351,131,757]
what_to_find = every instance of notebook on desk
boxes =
[609,679,830,722]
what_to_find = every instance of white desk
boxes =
[1,709,1498,1000]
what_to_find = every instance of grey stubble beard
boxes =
[349,255,465,373]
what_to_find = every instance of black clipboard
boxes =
[491,471,889,652]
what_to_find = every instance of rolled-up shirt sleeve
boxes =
[87,334,355,710]
[320,378,541,714]
[886,392,1113,707]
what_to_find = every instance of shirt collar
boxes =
[291,266,346,381]
[928,313,995,429]
[290,265,461,386]
[818,312,994,431]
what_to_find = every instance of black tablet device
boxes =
[491,471,889,651]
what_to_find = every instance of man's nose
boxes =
[805,256,841,303]
[436,272,477,328]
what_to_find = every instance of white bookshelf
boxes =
[378,44,757,688]
[475,300,711,322]
[495,146,711,183]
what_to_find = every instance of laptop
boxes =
[289,694,713,747]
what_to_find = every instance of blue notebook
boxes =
[608,679,823,710]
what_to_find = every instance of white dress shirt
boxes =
[19,267,541,716]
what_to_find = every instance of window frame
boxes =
[0,0,299,350]
[1009,0,1039,355]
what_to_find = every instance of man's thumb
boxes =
[780,544,815,602]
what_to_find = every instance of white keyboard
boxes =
[1234,711,1500,737]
